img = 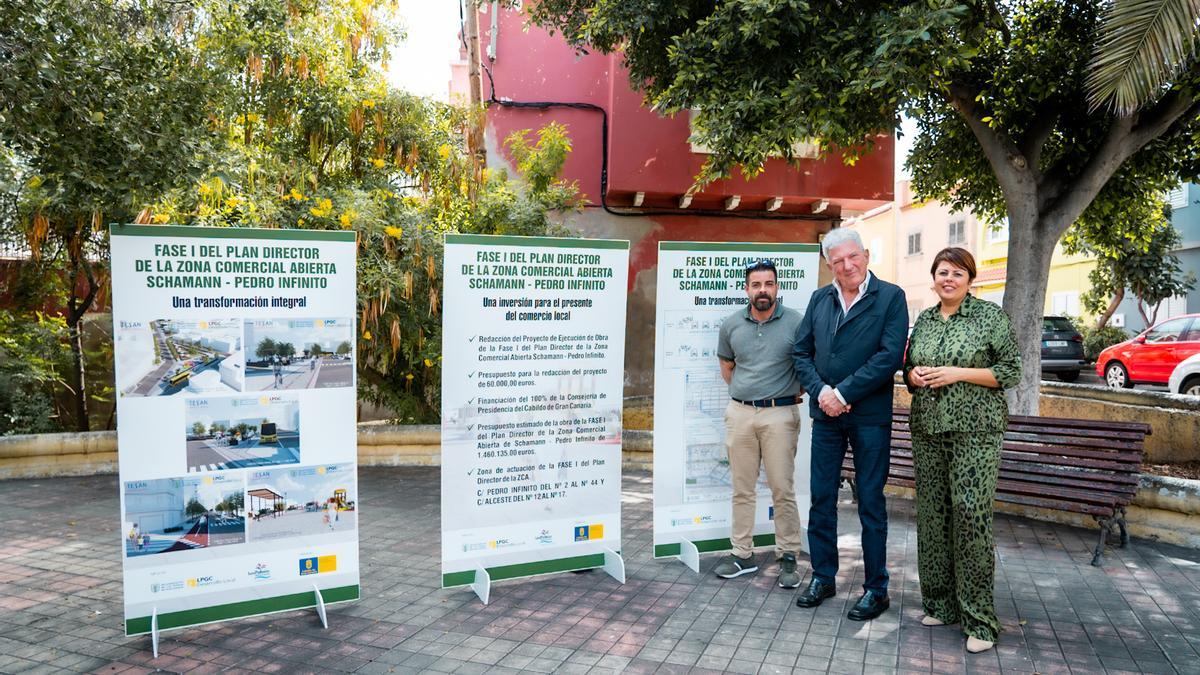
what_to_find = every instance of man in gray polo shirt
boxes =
[714,258,804,588]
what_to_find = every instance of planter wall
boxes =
[4,420,1197,551]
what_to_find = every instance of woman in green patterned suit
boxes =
[904,247,1021,654]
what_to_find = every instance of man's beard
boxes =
[753,294,773,310]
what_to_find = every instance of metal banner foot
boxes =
[678,539,700,574]
[471,564,491,605]
[151,607,159,659]
[313,584,328,629]
[601,547,626,584]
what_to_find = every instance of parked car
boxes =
[1041,316,1086,382]
[1168,352,1200,396]
[1096,313,1200,388]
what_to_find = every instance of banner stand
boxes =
[150,608,159,659]
[312,585,328,629]
[471,564,492,605]
[678,540,701,574]
[602,548,626,584]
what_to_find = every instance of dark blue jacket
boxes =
[793,275,908,425]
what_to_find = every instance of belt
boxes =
[733,395,800,408]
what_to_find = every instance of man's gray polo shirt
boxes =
[717,301,803,401]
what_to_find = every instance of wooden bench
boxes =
[841,408,1151,566]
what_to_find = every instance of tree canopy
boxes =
[529,0,1200,413]
[2,0,581,428]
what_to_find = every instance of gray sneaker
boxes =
[713,554,758,579]
[777,553,800,589]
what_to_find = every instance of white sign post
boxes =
[441,234,628,601]
[652,241,820,566]
[110,224,360,645]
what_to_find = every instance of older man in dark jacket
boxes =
[793,228,908,622]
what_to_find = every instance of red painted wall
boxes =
[479,6,893,214]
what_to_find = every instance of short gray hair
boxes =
[820,228,864,259]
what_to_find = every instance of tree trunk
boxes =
[67,312,89,432]
[1002,213,1058,416]
[64,250,100,433]
[1137,300,1153,327]
[1096,287,1124,329]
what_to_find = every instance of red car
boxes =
[1096,313,1200,388]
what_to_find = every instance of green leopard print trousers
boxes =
[912,431,1002,642]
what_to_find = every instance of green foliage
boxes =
[528,0,1200,414]
[1,0,586,428]
[1087,0,1200,114]
[133,1,580,423]
[255,338,277,360]
[904,3,1198,230]
[1064,198,1196,325]
[185,497,207,517]
[1,0,219,430]
[1082,324,1131,361]
[0,310,70,435]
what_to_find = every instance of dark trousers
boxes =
[808,418,891,594]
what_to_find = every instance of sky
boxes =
[386,0,462,102]
[384,1,917,180]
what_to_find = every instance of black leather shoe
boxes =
[795,578,836,608]
[847,590,890,621]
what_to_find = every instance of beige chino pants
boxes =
[724,401,803,559]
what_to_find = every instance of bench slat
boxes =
[841,410,1148,525]
[893,408,1152,435]
[886,437,1144,468]
[892,427,1142,454]
[845,458,1139,495]
[849,464,1129,507]
[848,473,1118,518]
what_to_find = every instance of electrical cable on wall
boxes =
[460,3,835,222]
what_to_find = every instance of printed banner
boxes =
[110,224,359,635]
[652,242,820,557]
[441,234,628,586]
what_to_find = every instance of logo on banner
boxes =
[462,541,488,552]
[299,555,337,575]
[671,515,716,527]
[184,575,235,589]
[248,563,271,581]
[768,506,775,521]
[150,580,186,593]
[536,529,554,545]
[573,524,604,541]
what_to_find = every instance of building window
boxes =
[1153,294,1189,321]
[986,217,1009,244]
[948,219,965,246]
[907,302,923,325]
[906,232,922,256]
[1051,291,1080,317]
[1167,184,1188,210]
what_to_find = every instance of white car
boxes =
[1168,352,1200,396]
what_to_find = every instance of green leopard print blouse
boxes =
[904,293,1022,435]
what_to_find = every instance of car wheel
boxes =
[1057,370,1080,383]
[1105,362,1133,389]
[1181,376,1200,397]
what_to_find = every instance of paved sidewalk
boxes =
[1,467,1199,674]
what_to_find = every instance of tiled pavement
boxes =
[2,467,1199,674]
